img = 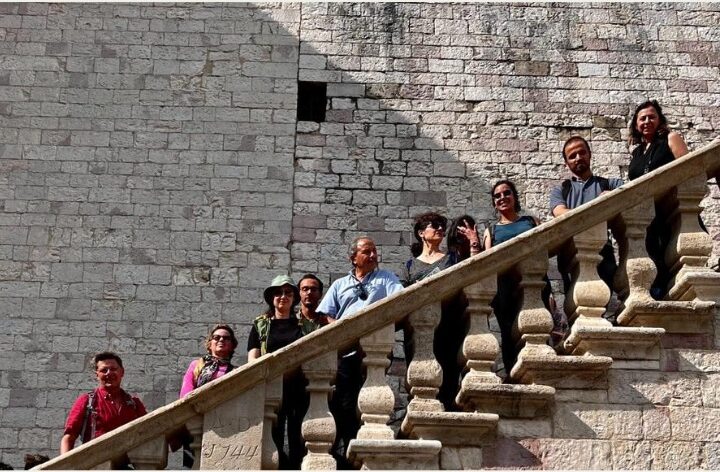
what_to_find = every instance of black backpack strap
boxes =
[79,390,96,443]
[560,179,572,201]
[596,176,610,192]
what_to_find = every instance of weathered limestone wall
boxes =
[293,2,720,277]
[486,350,720,469]
[0,3,302,467]
[1,2,720,468]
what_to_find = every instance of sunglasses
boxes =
[273,288,295,298]
[212,335,232,342]
[426,221,445,231]
[354,283,368,301]
[493,189,513,200]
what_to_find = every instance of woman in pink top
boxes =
[176,324,238,467]
[180,324,238,397]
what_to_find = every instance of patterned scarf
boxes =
[196,354,234,388]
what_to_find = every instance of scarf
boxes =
[196,354,233,388]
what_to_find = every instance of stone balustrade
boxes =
[38,141,720,470]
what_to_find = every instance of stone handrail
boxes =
[38,139,720,469]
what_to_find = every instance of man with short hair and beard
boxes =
[316,236,403,468]
[298,273,330,326]
[60,352,147,454]
[550,136,624,291]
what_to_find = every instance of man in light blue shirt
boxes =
[317,236,403,467]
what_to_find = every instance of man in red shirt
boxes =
[60,352,147,454]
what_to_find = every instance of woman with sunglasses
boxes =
[247,275,322,469]
[176,323,239,467]
[483,180,558,377]
[401,212,479,411]
[402,212,454,286]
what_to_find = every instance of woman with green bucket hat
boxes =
[247,274,323,469]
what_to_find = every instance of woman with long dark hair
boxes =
[627,100,690,299]
[483,180,557,377]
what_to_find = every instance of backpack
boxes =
[561,176,610,202]
[253,314,318,356]
[79,389,139,443]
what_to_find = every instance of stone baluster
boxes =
[356,323,395,440]
[460,277,502,388]
[515,250,555,360]
[566,223,612,328]
[616,199,656,308]
[262,376,283,470]
[405,303,444,414]
[666,174,713,281]
[127,436,168,470]
[185,416,203,471]
[301,351,337,470]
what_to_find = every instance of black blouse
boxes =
[628,133,675,181]
[247,318,303,354]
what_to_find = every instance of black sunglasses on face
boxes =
[493,189,513,200]
[354,283,368,301]
[427,221,445,231]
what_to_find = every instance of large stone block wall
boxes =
[485,349,720,469]
[293,2,720,278]
[1,2,720,468]
[0,3,302,467]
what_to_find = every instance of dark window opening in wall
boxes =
[297,81,327,122]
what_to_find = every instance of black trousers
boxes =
[492,273,553,376]
[329,352,363,469]
[273,371,309,470]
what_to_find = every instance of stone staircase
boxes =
[38,140,720,469]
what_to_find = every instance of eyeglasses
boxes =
[354,283,368,301]
[273,288,295,298]
[212,335,232,342]
[493,189,513,200]
[426,221,445,231]
[96,367,120,374]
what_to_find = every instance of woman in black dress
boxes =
[627,100,689,299]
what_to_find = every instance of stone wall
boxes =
[0,3,302,467]
[292,2,720,278]
[1,2,720,468]
[486,349,720,469]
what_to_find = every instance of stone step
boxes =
[400,410,498,446]
[456,382,555,418]
[511,352,613,389]
[562,325,665,370]
[616,299,715,334]
[347,439,442,470]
